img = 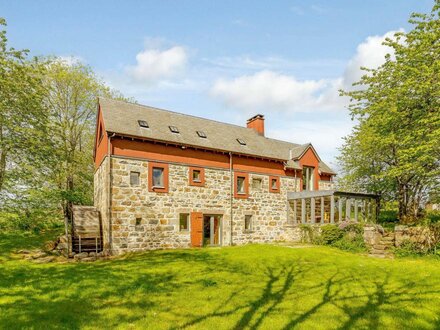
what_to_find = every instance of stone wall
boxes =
[95,156,302,254]
[93,157,110,250]
[395,225,437,248]
[318,180,335,191]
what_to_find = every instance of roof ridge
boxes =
[99,97,259,133]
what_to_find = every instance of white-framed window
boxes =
[179,213,189,231]
[302,167,314,191]
[152,167,164,187]
[244,215,253,231]
[130,171,140,186]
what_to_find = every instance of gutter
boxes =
[108,132,116,254]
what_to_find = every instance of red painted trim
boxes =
[269,176,280,193]
[189,167,205,187]
[111,138,290,177]
[148,162,169,193]
[234,172,249,199]
[94,106,108,168]
[298,148,320,191]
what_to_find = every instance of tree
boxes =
[42,59,128,220]
[0,18,49,196]
[339,2,440,223]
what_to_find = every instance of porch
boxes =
[287,190,378,225]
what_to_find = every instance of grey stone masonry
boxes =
[94,156,303,255]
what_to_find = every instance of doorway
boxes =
[203,215,222,246]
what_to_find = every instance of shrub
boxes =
[378,209,399,224]
[394,240,425,257]
[339,221,363,234]
[333,234,367,253]
[299,224,317,243]
[426,210,440,224]
[320,225,343,245]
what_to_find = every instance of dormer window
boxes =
[138,120,149,128]
[197,131,207,138]
[237,138,246,146]
[169,126,179,133]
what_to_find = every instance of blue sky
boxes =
[1,0,434,168]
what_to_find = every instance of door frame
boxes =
[203,214,222,247]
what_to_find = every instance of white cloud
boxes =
[211,70,342,114]
[210,30,401,114]
[127,46,188,84]
[343,30,401,88]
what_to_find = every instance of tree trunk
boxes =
[0,148,6,193]
[64,175,74,223]
[398,183,411,224]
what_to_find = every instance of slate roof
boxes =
[98,98,336,175]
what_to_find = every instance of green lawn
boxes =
[1,232,440,329]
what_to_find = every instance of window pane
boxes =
[153,167,164,187]
[192,170,201,182]
[130,171,140,186]
[179,214,189,231]
[302,167,314,191]
[237,177,245,193]
[271,178,277,189]
[252,178,262,189]
[245,215,252,230]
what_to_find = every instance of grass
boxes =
[0,232,440,329]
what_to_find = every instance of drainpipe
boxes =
[229,152,233,246]
[108,133,116,254]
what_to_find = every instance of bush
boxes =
[394,240,426,257]
[320,225,343,245]
[312,223,367,253]
[378,210,399,224]
[0,210,63,233]
[299,224,319,243]
[426,210,440,224]
[333,234,367,253]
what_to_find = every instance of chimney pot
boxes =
[247,114,265,136]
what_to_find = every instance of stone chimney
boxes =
[247,114,265,136]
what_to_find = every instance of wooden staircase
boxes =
[369,232,394,258]
[72,206,103,254]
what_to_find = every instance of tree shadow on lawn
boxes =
[177,262,314,330]
[0,248,251,329]
[179,262,440,330]
[0,262,168,328]
[282,270,440,330]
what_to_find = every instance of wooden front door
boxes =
[190,212,203,247]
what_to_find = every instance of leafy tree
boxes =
[0,18,49,196]
[339,2,440,223]
[42,59,128,220]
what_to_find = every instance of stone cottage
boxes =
[92,98,374,255]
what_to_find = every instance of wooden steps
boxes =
[72,205,103,254]
[72,237,102,253]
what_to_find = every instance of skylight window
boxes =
[138,120,149,128]
[197,131,207,138]
[169,126,179,133]
[237,138,246,146]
